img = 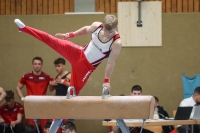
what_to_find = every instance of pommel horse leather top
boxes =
[24,96,155,119]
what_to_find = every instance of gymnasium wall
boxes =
[0,13,200,132]
[96,0,200,13]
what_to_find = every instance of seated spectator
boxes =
[178,86,200,133]
[61,122,76,133]
[0,90,24,133]
[154,96,169,118]
[0,86,6,103]
[154,96,174,133]
[25,124,36,133]
[44,122,51,133]
[130,85,153,133]
[130,85,142,96]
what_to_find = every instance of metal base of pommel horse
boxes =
[33,85,77,133]
[48,86,76,133]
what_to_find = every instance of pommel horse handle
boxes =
[102,87,110,99]
[66,86,76,99]
[66,86,110,99]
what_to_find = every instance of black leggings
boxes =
[0,124,24,133]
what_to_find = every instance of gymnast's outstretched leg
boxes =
[14,19,82,63]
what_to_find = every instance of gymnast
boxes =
[14,14,122,95]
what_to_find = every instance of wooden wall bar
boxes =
[95,0,200,13]
[1,0,199,15]
[0,0,74,15]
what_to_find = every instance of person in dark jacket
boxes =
[154,96,174,133]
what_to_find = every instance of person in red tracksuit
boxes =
[14,15,122,95]
[16,56,53,133]
[0,90,24,133]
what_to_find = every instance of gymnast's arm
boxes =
[0,107,5,124]
[49,74,71,95]
[49,83,56,92]
[55,22,101,40]
[72,22,101,36]
[11,113,23,127]
[0,87,6,103]
[16,83,25,100]
[49,78,57,92]
[103,39,122,90]
[63,73,71,87]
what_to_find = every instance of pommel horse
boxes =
[24,87,155,133]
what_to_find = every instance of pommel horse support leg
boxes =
[49,86,76,133]
[24,87,155,133]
